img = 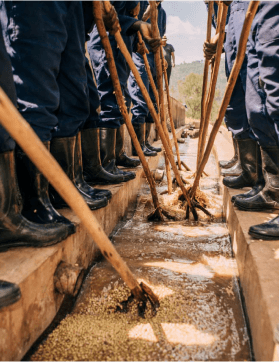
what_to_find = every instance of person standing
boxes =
[163,42,175,85]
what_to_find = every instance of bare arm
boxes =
[171,51,175,67]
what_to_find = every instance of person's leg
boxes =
[87,33,135,180]
[82,59,126,186]
[235,3,279,226]
[128,53,157,157]
[0,2,75,246]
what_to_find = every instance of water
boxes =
[29,137,252,361]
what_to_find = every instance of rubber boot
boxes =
[0,280,21,309]
[145,123,162,152]
[231,153,264,203]
[219,137,238,169]
[132,123,157,157]
[82,128,126,185]
[221,139,242,176]
[100,128,135,181]
[235,146,279,212]
[249,215,279,240]
[0,150,73,252]
[49,137,108,210]
[75,132,112,201]
[16,142,75,229]
[223,139,259,189]
[115,125,140,168]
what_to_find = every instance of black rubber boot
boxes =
[0,280,21,309]
[16,142,75,229]
[223,139,259,189]
[221,139,242,176]
[132,123,157,157]
[231,152,264,203]
[249,215,279,240]
[145,123,162,152]
[0,150,73,252]
[49,137,108,210]
[82,128,126,185]
[235,146,279,212]
[221,161,242,177]
[100,128,135,181]
[219,137,238,169]
[115,125,140,168]
[75,132,112,201]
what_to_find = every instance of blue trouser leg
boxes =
[54,2,89,138]
[224,73,253,140]
[88,35,129,129]
[129,54,149,125]
[246,2,279,147]
[223,1,253,141]
[1,1,88,142]
[83,59,101,130]
[0,19,16,152]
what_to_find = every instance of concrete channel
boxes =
[26,133,253,361]
[1,122,278,361]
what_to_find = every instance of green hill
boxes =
[169,58,226,103]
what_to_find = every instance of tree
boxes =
[177,73,221,122]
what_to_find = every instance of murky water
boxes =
[30,137,252,361]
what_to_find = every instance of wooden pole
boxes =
[0,87,147,302]
[137,31,159,108]
[196,1,213,170]
[196,2,228,170]
[102,1,198,220]
[93,1,165,221]
[160,45,182,171]
[191,1,260,197]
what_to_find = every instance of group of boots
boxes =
[0,122,161,310]
[220,137,279,240]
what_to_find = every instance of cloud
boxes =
[166,15,205,37]
[165,15,206,64]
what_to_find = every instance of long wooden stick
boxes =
[137,31,159,108]
[191,1,260,197]
[0,88,147,302]
[196,1,213,170]
[197,2,228,173]
[93,2,165,221]
[160,45,182,171]
[103,1,198,220]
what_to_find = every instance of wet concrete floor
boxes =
[29,138,252,361]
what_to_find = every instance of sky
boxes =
[162,1,208,64]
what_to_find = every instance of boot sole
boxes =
[249,230,279,240]
[235,202,279,213]
[0,231,70,253]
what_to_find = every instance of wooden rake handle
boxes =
[93,1,164,220]
[103,0,198,220]
[191,1,260,196]
[0,87,147,302]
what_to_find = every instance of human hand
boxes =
[102,3,121,35]
[203,33,219,60]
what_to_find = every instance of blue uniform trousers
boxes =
[223,1,254,140]
[246,1,279,147]
[83,58,101,130]
[0,19,17,152]
[128,53,150,125]
[87,1,138,129]
[128,3,165,125]
[0,1,89,142]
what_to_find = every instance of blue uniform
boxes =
[212,1,253,140]
[246,2,279,147]
[0,19,17,152]
[87,1,139,129]
[0,1,89,142]
[128,2,166,125]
